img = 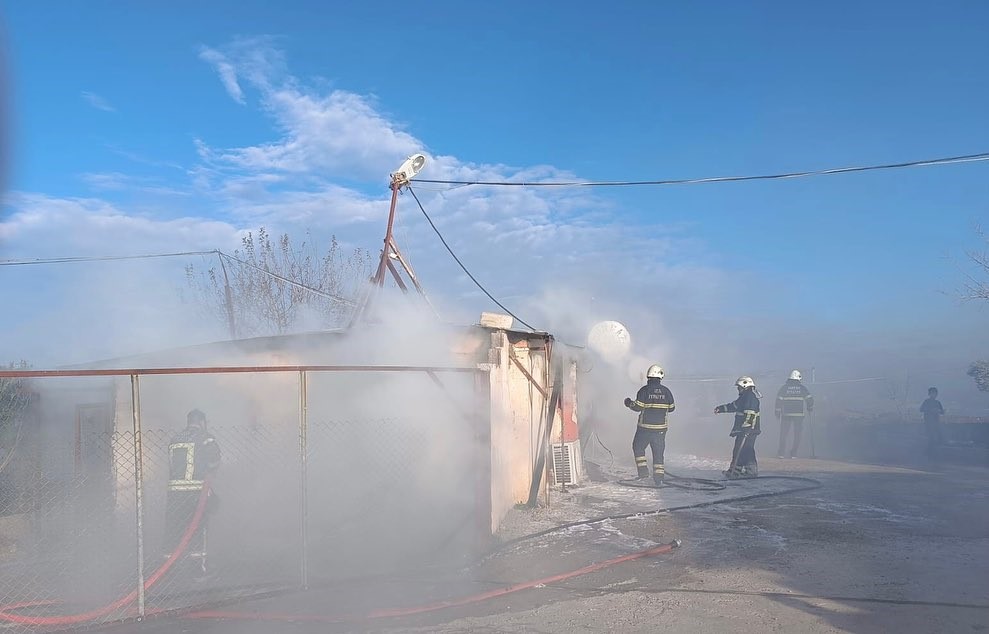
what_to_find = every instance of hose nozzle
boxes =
[670,538,682,549]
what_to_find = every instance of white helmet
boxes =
[735,376,755,390]
[789,370,802,381]
[646,364,665,380]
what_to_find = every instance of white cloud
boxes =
[81,171,192,198]
[198,47,245,104]
[0,193,241,255]
[198,84,421,179]
[80,172,130,191]
[81,91,116,112]
[0,39,736,366]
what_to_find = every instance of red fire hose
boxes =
[187,539,681,624]
[0,485,211,626]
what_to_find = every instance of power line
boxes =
[812,377,886,385]
[411,152,989,188]
[0,248,357,307]
[0,250,218,266]
[216,251,356,307]
[406,186,539,332]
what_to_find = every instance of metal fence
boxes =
[0,365,486,632]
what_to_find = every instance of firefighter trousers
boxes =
[632,427,666,483]
[778,417,804,457]
[164,489,210,565]
[730,432,758,469]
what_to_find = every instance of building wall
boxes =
[484,331,558,533]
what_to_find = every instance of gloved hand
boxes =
[714,405,726,414]
[623,397,633,408]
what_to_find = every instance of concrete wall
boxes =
[485,331,556,533]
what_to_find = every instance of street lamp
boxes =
[352,153,434,325]
[391,153,426,186]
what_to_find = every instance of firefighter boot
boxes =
[723,466,743,480]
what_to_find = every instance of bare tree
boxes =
[961,225,989,301]
[185,228,372,338]
[969,361,989,393]
[962,226,989,392]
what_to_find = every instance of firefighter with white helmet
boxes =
[624,364,675,484]
[775,370,814,458]
[714,376,762,478]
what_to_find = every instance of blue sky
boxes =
[0,1,987,401]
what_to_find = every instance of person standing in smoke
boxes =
[164,409,221,575]
[714,376,761,478]
[920,387,945,461]
[624,364,675,485]
[775,370,814,458]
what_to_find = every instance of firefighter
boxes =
[775,370,814,458]
[624,364,675,485]
[714,376,761,478]
[164,408,221,575]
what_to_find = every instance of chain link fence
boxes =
[0,365,483,632]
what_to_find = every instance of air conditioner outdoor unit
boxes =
[551,440,584,486]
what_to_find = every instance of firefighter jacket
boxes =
[775,379,814,418]
[716,387,761,437]
[167,426,221,492]
[626,378,675,430]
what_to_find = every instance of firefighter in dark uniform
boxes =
[165,409,220,574]
[624,364,675,485]
[775,370,814,458]
[714,376,761,478]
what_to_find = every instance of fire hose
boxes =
[0,474,822,628]
[618,471,728,491]
[187,476,822,626]
[186,540,681,624]
[0,484,211,626]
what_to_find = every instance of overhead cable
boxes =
[0,249,356,307]
[215,251,357,307]
[0,250,218,266]
[406,186,539,332]
[411,152,989,188]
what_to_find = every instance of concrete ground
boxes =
[95,455,989,634]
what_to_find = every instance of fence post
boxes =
[130,374,147,619]
[298,370,309,590]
